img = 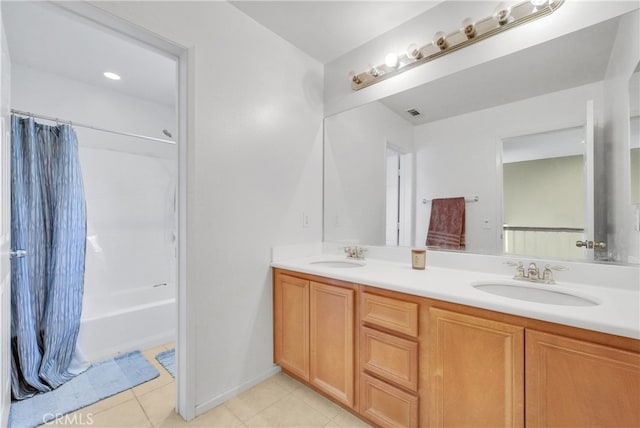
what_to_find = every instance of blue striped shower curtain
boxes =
[10,116,87,400]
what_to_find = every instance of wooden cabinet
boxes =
[309,281,355,407]
[429,308,525,428]
[274,268,640,428]
[526,330,640,428]
[273,273,309,381]
[360,291,420,428]
[273,270,356,409]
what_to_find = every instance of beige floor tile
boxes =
[137,381,176,426]
[291,386,343,419]
[142,345,170,364]
[224,377,290,422]
[330,409,372,428]
[244,394,330,428]
[186,404,244,427]
[269,372,304,393]
[88,399,152,427]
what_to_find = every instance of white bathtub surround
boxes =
[272,243,640,339]
[79,285,177,363]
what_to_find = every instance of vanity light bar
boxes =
[349,0,565,91]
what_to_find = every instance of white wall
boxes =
[90,0,324,415]
[414,81,604,255]
[324,102,413,245]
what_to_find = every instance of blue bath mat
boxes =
[155,348,175,377]
[9,350,159,428]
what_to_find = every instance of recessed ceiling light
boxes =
[103,72,121,80]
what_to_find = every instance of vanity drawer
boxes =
[361,292,418,337]
[362,327,418,391]
[360,373,418,428]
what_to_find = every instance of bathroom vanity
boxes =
[271,255,640,428]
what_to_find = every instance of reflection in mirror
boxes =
[502,127,587,260]
[632,116,639,204]
[385,145,412,246]
[324,10,639,265]
[630,67,639,205]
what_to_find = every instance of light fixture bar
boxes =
[350,0,564,91]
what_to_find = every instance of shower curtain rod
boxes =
[11,109,176,145]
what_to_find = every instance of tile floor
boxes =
[48,344,372,427]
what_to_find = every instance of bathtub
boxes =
[78,284,176,363]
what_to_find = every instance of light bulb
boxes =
[530,0,549,7]
[494,3,511,26]
[461,18,476,39]
[434,31,447,50]
[384,52,399,68]
[406,43,423,60]
[348,71,361,84]
[368,64,380,77]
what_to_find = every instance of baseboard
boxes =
[194,365,281,417]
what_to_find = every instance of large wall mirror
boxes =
[324,9,640,265]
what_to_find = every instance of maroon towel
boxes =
[426,197,466,250]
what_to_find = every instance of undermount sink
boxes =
[472,281,600,306]
[309,260,365,268]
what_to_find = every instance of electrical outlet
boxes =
[303,213,310,228]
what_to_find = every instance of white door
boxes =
[0,6,12,425]
[385,148,400,246]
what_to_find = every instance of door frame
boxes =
[31,2,195,420]
[0,4,11,424]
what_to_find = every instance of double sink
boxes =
[308,259,599,307]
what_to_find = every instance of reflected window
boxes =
[502,127,586,260]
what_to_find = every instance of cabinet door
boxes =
[273,273,309,381]
[526,330,640,427]
[430,308,524,428]
[310,281,355,408]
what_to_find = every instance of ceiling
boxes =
[2,2,177,107]
[2,1,441,108]
[229,1,442,64]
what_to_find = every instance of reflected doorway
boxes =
[385,144,412,246]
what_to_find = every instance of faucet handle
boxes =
[542,264,568,284]
[527,263,539,280]
[505,260,525,278]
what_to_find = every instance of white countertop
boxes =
[272,255,640,340]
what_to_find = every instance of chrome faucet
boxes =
[344,246,367,260]
[505,261,566,285]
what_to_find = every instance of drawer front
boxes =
[362,327,418,391]
[361,292,418,337]
[361,373,418,428]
